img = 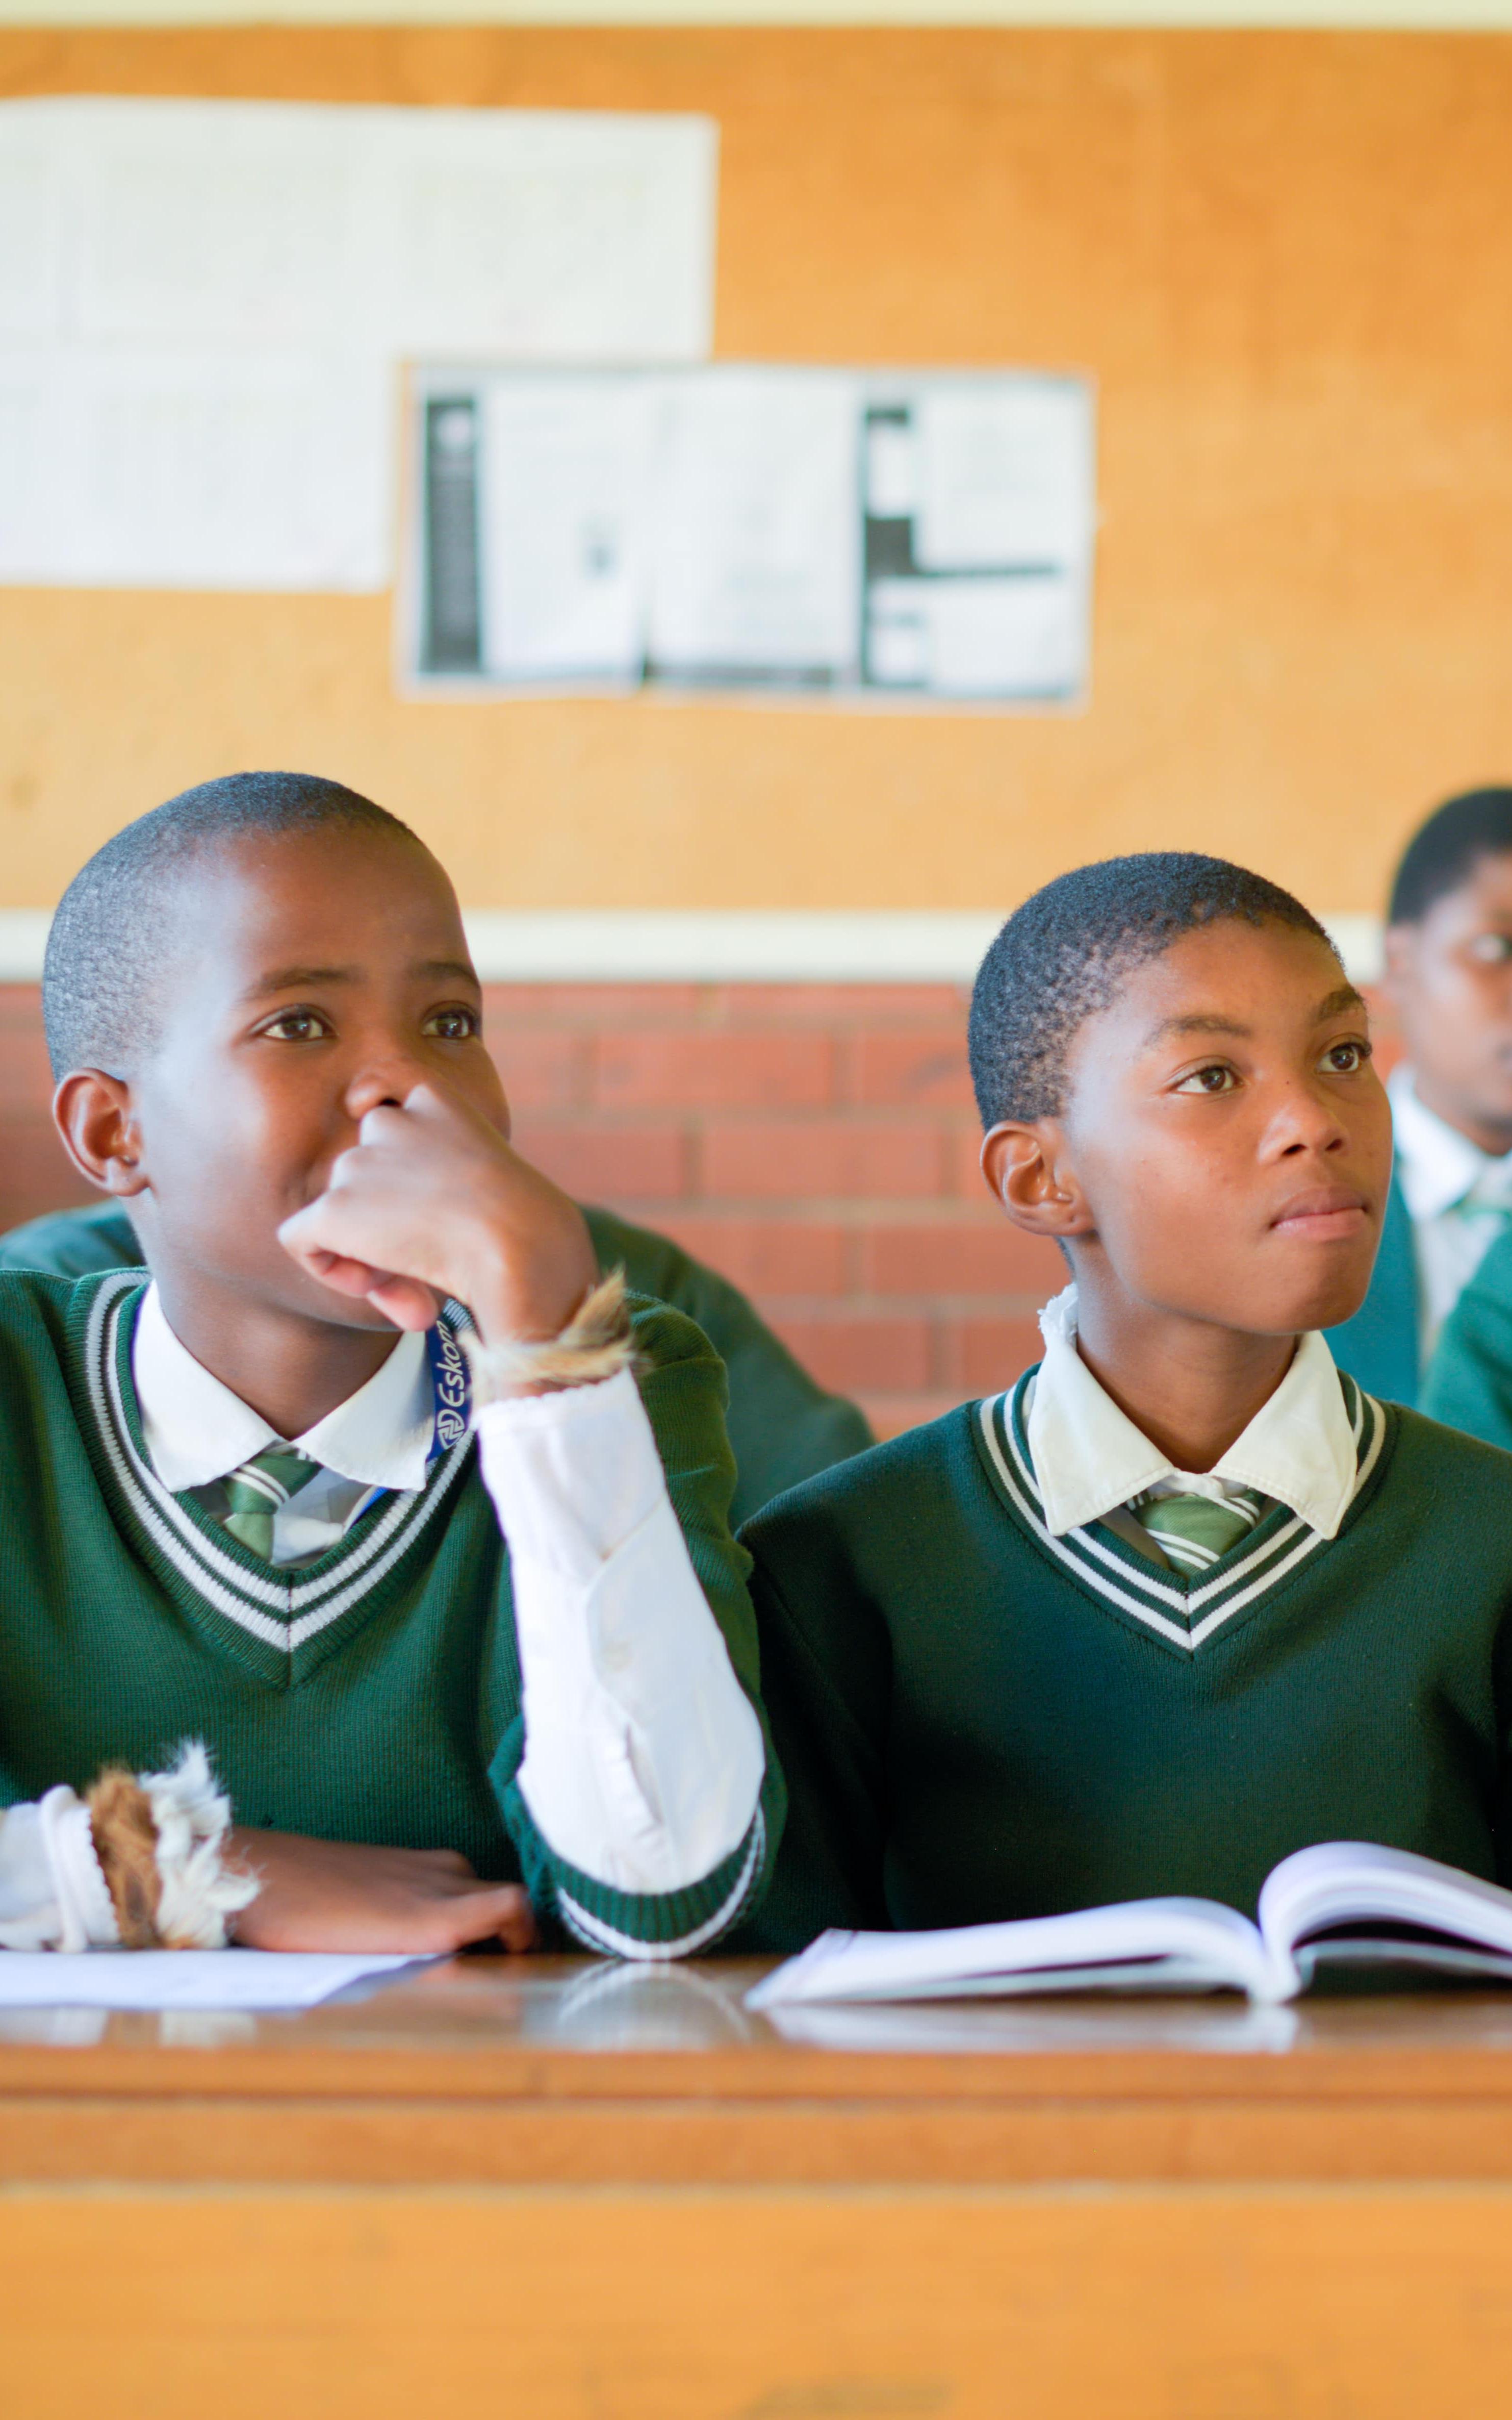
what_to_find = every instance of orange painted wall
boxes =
[2,27,1510,914]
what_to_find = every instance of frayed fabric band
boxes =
[88,1743,260,1951]
[466,1266,638,1402]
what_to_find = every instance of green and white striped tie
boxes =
[1129,1485,1266,1578]
[220,1445,323,1562]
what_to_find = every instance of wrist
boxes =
[459,1215,600,1352]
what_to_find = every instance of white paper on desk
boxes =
[0,95,716,592]
[648,368,861,681]
[0,1950,438,2011]
[478,374,660,682]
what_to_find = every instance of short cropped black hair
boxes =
[968,852,1338,1128]
[43,770,422,1079]
[1388,788,1512,927]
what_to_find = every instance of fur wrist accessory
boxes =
[87,1742,260,1949]
[466,1266,637,1401]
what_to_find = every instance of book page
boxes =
[1260,1841,1512,1986]
[746,1897,1274,2012]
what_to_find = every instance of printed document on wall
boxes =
[408,365,1096,707]
[0,96,717,592]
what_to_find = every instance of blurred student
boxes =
[1328,787,1512,1423]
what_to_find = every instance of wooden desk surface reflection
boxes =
[13,1961,1512,2419]
[8,1954,1512,2185]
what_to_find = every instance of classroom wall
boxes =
[2,26,1511,920]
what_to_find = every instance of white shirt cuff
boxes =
[0,1789,120,1952]
[476,1369,764,1897]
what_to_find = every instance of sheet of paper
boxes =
[0,346,392,591]
[0,1949,439,2011]
[477,375,660,681]
[0,96,716,593]
[912,379,1095,570]
[648,369,861,682]
[867,571,1087,699]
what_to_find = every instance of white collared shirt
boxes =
[135,1287,434,1568]
[0,1284,764,1938]
[1390,1064,1512,1358]
[1027,1285,1361,1543]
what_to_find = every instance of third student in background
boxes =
[1328,786,1512,1437]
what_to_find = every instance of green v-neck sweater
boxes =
[0,1269,782,1956]
[735,1368,1512,1952]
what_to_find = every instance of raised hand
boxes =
[277,1081,598,1347]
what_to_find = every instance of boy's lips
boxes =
[1269,1185,1371,1241]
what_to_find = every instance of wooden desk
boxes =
[9,1958,1512,2417]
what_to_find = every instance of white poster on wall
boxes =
[407,364,1096,707]
[0,96,717,592]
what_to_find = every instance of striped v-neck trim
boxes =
[81,1273,474,1655]
[976,1364,1387,1654]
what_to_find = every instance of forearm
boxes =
[477,1366,768,1955]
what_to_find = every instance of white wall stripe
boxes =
[0,908,1386,987]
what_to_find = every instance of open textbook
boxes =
[747,1844,1512,2012]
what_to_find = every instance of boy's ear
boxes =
[53,1071,150,1199]
[980,1119,1093,1242]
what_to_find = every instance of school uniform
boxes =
[0,1267,780,1955]
[1328,1065,1512,1417]
[0,1200,873,1529]
[733,1285,1512,1952]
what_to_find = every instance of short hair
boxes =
[1388,787,1512,926]
[968,852,1338,1128]
[43,771,422,1079]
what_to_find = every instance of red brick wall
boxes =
[0,980,1064,1437]
[0,978,1402,1439]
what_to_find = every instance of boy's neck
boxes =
[148,1271,404,1441]
[1071,1282,1296,1474]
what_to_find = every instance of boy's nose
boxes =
[343,1065,419,1121]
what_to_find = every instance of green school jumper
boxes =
[0,1201,873,1530]
[1423,1222,1512,1453]
[0,1268,782,1956]
[1326,1172,1421,1407]
[736,1365,1512,1952]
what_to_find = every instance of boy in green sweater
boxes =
[740,852,1512,1950]
[0,772,779,1958]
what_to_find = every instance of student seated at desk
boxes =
[1328,787,1512,1424]
[1,1193,872,1534]
[733,853,1512,1951]
[0,772,780,1958]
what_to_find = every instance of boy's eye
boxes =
[423,1006,480,1042]
[1320,1038,1372,1075]
[1171,1063,1239,1095]
[1468,932,1512,966]
[261,1009,332,1043]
